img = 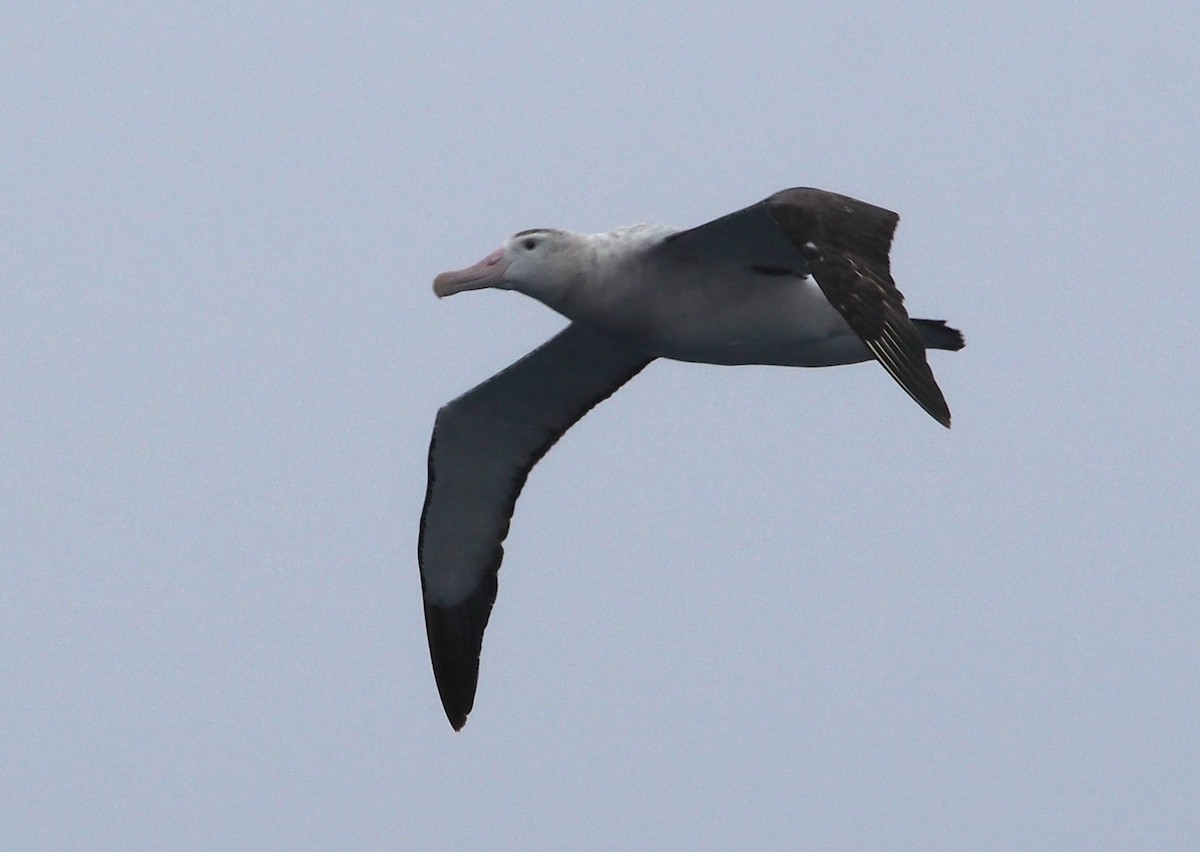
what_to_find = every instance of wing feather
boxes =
[419,324,653,729]
[768,190,952,427]
[658,186,955,426]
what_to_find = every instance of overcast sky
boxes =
[4,2,1198,849]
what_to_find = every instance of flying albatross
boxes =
[420,187,964,729]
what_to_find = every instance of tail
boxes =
[913,319,965,352]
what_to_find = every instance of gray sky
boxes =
[4,2,1198,848]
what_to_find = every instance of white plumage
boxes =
[421,187,965,729]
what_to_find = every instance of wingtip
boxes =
[927,398,953,429]
[422,581,495,735]
[901,372,954,430]
[437,670,472,730]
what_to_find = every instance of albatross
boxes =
[420,187,964,729]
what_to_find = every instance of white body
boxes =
[543,226,870,367]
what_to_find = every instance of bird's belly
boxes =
[587,271,870,368]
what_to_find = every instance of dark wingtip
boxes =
[423,574,497,732]
[924,395,953,429]
[929,397,953,429]
[428,605,481,730]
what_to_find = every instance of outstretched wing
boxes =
[767,188,952,427]
[419,323,654,729]
[663,187,954,427]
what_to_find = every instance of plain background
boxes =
[4,3,1198,849]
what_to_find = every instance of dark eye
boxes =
[522,238,537,251]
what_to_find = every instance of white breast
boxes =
[557,233,867,367]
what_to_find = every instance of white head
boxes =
[433,229,588,306]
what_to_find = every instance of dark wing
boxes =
[419,323,654,729]
[767,188,952,427]
[663,187,954,427]
[661,193,814,274]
